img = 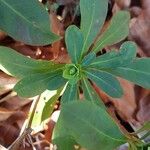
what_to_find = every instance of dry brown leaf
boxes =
[129,10,150,56]
[0,31,6,41]
[95,78,137,123]
[115,0,131,9]
[0,107,14,122]
[50,12,64,60]
[137,91,150,123]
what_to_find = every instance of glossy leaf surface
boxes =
[93,11,130,52]
[0,0,59,45]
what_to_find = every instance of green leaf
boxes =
[63,64,80,84]
[65,25,84,63]
[0,46,64,78]
[14,70,66,97]
[53,136,77,150]
[30,90,60,128]
[93,11,130,52]
[81,52,96,67]
[59,101,126,150]
[61,83,78,104]
[0,0,59,45]
[41,88,63,122]
[110,58,150,89]
[90,41,137,69]
[80,0,108,54]
[53,113,78,150]
[81,78,105,108]
[85,68,123,98]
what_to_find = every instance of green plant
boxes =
[0,0,150,149]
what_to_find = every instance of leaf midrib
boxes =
[16,70,62,92]
[81,0,96,56]
[116,67,150,76]
[64,107,125,143]
[68,84,76,101]
[85,69,120,95]
[0,56,61,72]
[82,78,94,101]
[1,0,50,35]
[91,55,120,66]
[94,14,129,52]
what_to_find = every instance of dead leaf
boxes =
[0,31,6,41]
[129,11,150,56]
[0,107,14,122]
[137,91,150,123]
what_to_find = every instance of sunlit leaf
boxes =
[41,88,63,122]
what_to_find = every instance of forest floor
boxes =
[0,0,150,149]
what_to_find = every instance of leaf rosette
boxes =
[63,64,81,84]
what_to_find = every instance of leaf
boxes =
[63,64,80,83]
[0,0,59,45]
[81,78,105,108]
[52,113,78,150]
[14,70,66,97]
[59,101,126,150]
[41,88,63,122]
[31,90,60,127]
[53,136,77,150]
[65,25,84,63]
[90,41,137,69]
[110,58,150,89]
[93,11,130,52]
[0,46,64,78]
[81,52,96,67]
[61,83,78,104]
[85,68,123,98]
[80,0,108,54]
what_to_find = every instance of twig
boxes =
[7,95,41,150]
[8,128,32,150]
